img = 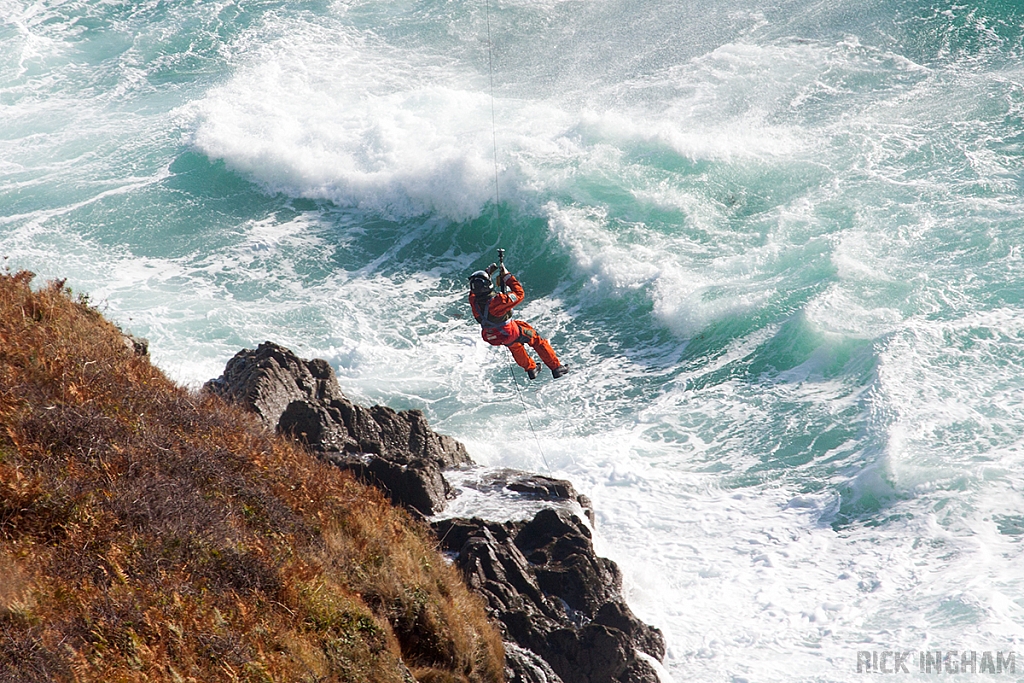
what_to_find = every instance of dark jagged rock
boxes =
[205,341,470,516]
[208,342,666,681]
[203,341,343,429]
[505,641,566,683]
[323,451,452,518]
[434,508,665,683]
[278,400,356,453]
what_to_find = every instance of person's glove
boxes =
[485,263,498,276]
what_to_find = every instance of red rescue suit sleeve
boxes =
[468,273,526,321]
[487,273,525,318]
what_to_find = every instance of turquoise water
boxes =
[4,0,1024,679]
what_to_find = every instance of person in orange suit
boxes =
[468,264,569,380]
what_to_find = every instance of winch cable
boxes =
[483,4,553,474]
[484,0,501,217]
[504,353,553,473]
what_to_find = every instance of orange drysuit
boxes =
[469,272,561,373]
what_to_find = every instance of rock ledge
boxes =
[206,342,664,683]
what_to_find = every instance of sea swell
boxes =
[4,0,1024,680]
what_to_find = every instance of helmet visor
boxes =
[469,273,493,294]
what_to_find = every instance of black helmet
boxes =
[468,270,493,295]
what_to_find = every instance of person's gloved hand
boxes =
[485,263,498,276]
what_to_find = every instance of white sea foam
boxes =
[188,16,510,221]
[876,309,1024,493]
[186,18,854,228]
[543,200,781,338]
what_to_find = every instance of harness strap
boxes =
[475,293,513,328]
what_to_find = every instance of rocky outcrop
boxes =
[434,507,664,683]
[203,340,341,428]
[204,341,471,516]
[121,331,149,357]
[206,342,665,683]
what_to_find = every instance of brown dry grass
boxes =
[0,271,504,683]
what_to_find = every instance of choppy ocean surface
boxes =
[4,0,1024,679]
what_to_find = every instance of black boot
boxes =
[551,365,569,379]
[527,367,539,380]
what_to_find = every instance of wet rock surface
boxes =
[457,468,595,524]
[207,341,665,683]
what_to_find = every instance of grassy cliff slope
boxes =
[0,271,504,683]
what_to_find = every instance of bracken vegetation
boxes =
[0,271,504,683]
